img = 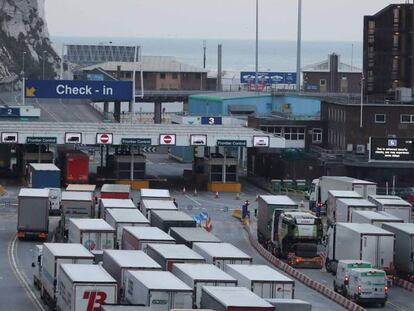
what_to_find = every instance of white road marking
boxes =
[388,301,407,311]
[8,234,46,311]
[185,194,202,206]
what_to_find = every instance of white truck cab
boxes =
[337,267,388,307]
[334,260,372,293]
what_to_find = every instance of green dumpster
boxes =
[271,179,282,193]
[296,179,307,192]
[283,179,294,191]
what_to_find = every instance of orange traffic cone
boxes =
[215,192,219,199]
[194,189,198,196]
[182,187,186,194]
[235,193,240,200]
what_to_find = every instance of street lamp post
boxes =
[296,0,302,92]
[22,51,26,105]
[255,0,259,91]
[42,50,47,80]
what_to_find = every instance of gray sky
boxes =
[46,0,405,41]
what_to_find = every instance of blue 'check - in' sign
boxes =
[25,80,133,101]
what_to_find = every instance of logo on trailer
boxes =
[96,133,113,145]
[83,291,107,311]
[84,240,96,250]
[160,134,176,145]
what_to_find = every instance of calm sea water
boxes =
[52,37,363,73]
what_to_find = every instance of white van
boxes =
[333,260,372,293]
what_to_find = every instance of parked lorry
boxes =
[105,208,150,248]
[309,176,376,212]
[327,191,363,221]
[101,184,131,199]
[382,223,414,281]
[47,187,62,216]
[337,268,388,306]
[329,198,377,224]
[56,264,117,311]
[99,198,135,219]
[17,188,50,240]
[68,219,115,255]
[141,199,177,220]
[172,263,237,308]
[200,286,274,311]
[265,299,312,311]
[146,243,205,271]
[32,245,43,289]
[325,223,395,279]
[351,211,404,227]
[102,250,161,300]
[169,227,221,248]
[61,191,94,230]
[140,188,171,202]
[124,270,193,310]
[121,226,175,251]
[226,264,295,299]
[192,242,252,271]
[60,151,89,185]
[28,163,61,188]
[151,210,196,232]
[40,243,94,307]
[369,197,412,223]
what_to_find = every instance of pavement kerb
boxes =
[395,277,414,292]
[244,224,366,311]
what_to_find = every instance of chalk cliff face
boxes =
[0,0,59,80]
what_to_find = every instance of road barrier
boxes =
[244,225,366,311]
[395,277,414,292]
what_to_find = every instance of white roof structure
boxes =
[259,195,297,206]
[193,242,251,260]
[101,199,135,209]
[82,56,208,73]
[18,188,49,198]
[44,243,93,258]
[328,190,362,198]
[140,188,171,199]
[226,264,293,282]
[127,270,192,290]
[66,184,96,192]
[106,208,149,224]
[338,222,395,235]
[147,244,204,260]
[29,163,60,171]
[142,200,177,211]
[61,191,92,201]
[101,184,131,193]
[173,263,236,282]
[60,264,116,283]
[202,286,273,307]
[69,219,115,232]
[123,226,175,242]
[337,198,376,207]
[302,55,361,73]
[103,250,161,269]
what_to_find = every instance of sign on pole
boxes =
[159,134,176,146]
[96,133,113,145]
[25,80,133,101]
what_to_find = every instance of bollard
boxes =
[194,189,198,196]
[182,187,186,194]
[215,192,219,199]
[235,193,240,200]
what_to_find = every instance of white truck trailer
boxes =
[121,226,175,250]
[124,270,193,310]
[56,264,117,311]
[309,176,376,211]
[146,243,205,271]
[40,243,94,306]
[327,190,362,222]
[140,188,171,201]
[330,198,377,224]
[169,227,221,248]
[172,263,237,308]
[140,199,177,220]
[382,223,414,281]
[99,198,135,219]
[326,223,395,277]
[265,299,312,311]
[369,197,412,222]
[61,191,94,229]
[192,242,252,271]
[226,264,295,299]
[351,210,404,227]
[102,249,161,300]
[104,208,150,248]
[200,286,274,311]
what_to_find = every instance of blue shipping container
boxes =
[29,163,61,188]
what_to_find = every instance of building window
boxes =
[172,73,178,80]
[375,114,386,123]
[160,73,166,79]
[320,79,326,86]
[196,73,201,79]
[125,72,132,79]
[368,20,375,30]
[284,127,305,141]
[312,128,323,143]
[401,114,410,123]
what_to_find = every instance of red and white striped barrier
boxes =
[244,225,366,311]
[395,277,414,292]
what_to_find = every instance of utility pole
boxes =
[255,0,259,91]
[203,40,206,69]
[42,50,47,80]
[217,44,222,92]
[22,51,26,106]
[360,74,365,128]
[296,0,302,92]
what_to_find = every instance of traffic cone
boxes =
[215,192,219,199]
[182,187,186,194]
[255,195,259,202]
[194,189,198,196]
[235,193,240,200]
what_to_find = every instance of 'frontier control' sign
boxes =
[25,80,133,101]
[370,137,414,162]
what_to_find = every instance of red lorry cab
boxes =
[63,151,89,185]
